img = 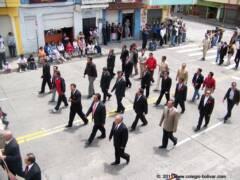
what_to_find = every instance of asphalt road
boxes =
[0,19,240,180]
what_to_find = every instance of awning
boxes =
[197,0,223,8]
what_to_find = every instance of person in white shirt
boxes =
[72,39,80,56]
[17,54,27,72]
[0,41,6,70]
[57,42,65,58]
[138,49,147,78]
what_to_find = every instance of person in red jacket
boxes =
[65,42,74,57]
[145,52,157,82]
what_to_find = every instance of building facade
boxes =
[0,0,23,56]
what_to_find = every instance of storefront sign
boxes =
[29,0,67,3]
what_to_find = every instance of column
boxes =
[134,8,141,39]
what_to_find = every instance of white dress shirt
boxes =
[204,96,209,106]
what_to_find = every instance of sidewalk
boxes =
[0,40,142,74]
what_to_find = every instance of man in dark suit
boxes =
[66,84,88,128]
[141,66,151,98]
[39,59,52,94]
[111,71,126,113]
[174,78,187,114]
[0,131,23,176]
[124,56,133,88]
[100,67,112,103]
[107,49,115,78]
[23,153,41,180]
[86,93,106,145]
[218,42,228,65]
[131,88,148,131]
[195,90,215,131]
[155,71,172,106]
[53,71,68,113]
[223,82,240,123]
[109,115,130,165]
[120,45,129,72]
[191,68,204,102]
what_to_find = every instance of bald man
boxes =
[0,131,23,176]
[109,115,130,165]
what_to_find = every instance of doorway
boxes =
[83,17,96,40]
[122,13,134,38]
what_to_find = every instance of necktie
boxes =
[167,109,170,117]
[92,103,97,116]
[25,166,29,175]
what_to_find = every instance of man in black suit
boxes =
[86,93,106,145]
[111,71,126,113]
[223,82,240,123]
[107,49,115,78]
[195,90,215,131]
[100,67,112,103]
[174,78,187,114]
[218,42,228,65]
[155,71,172,106]
[141,66,151,98]
[131,88,148,131]
[124,56,133,88]
[120,45,129,72]
[53,71,68,113]
[23,153,41,180]
[191,68,204,102]
[0,131,23,176]
[39,59,52,94]
[109,115,130,165]
[66,84,88,128]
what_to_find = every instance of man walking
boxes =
[145,53,157,82]
[100,67,112,103]
[141,66,151,98]
[39,59,52,94]
[49,66,58,102]
[109,115,130,165]
[111,71,126,113]
[23,153,41,180]
[86,93,106,145]
[194,90,215,131]
[142,28,148,50]
[191,68,204,102]
[176,63,188,84]
[107,49,115,78]
[120,45,129,72]
[131,88,148,131]
[66,84,88,128]
[174,78,187,114]
[84,57,97,98]
[234,35,240,69]
[159,100,180,149]
[155,71,172,106]
[154,56,169,91]
[53,71,68,113]
[223,82,240,123]
[201,35,210,61]
[202,72,216,93]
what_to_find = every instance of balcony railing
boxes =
[81,0,114,5]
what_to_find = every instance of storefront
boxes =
[19,5,74,53]
[223,4,240,25]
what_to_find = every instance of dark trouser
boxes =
[142,84,150,98]
[219,54,225,65]
[125,74,131,88]
[131,113,147,129]
[142,40,147,49]
[116,96,124,112]
[234,50,240,69]
[150,70,154,82]
[162,129,176,148]
[108,68,114,78]
[224,99,235,120]
[197,111,210,129]
[28,62,37,70]
[174,99,185,113]
[102,88,111,102]
[88,124,106,143]
[114,146,129,163]
[8,45,16,57]
[156,91,170,105]
[68,108,88,126]
[0,52,6,69]
[55,94,68,110]
[41,77,52,93]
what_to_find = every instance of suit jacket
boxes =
[109,122,128,148]
[100,71,111,90]
[220,45,228,56]
[161,76,172,92]
[125,60,133,76]
[141,70,151,87]
[4,138,23,176]
[198,95,215,115]
[160,107,180,132]
[224,88,240,104]
[120,49,129,63]
[42,63,51,79]
[70,89,82,110]
[133,95,148,114]
[24,163,41,180]
[112,78,126,98]
[107,54,115,70]
[84,63,97,77]
[192,73,204,90]
[174,83,187,102]
[86,102,106,125]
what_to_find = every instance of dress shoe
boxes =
[108,94,112,100]
[97,135,106,139]
[65,125,72,128]
[126,156,130,164]
[203,124,208,128]
[111,162,120,166]
[114,110,120,113]
[38,91,44,94]
[181,110,185,114]
[85,141,91,146]
[158,145,166,149]
[87,95,92,99]
[49,100,55,103]
[173,138,178,146]
[130,128,135,132]
[84,121,88,125]
[120,108,125,114]
[64,105,68,108]
[194,127,200,132]
[141,123,148,126]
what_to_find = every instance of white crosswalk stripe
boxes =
[177,47,203,53]
[188,49,216,57]
[166,43,198,50]
[232,76,240,80]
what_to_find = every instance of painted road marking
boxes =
[188,49,216,57]
[0,98,8,102]
[177,47,202,53]
[168,43,198,50]
[232,76,240,80]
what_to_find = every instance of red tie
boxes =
[92,103,97,116]
[25,166,29,175]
